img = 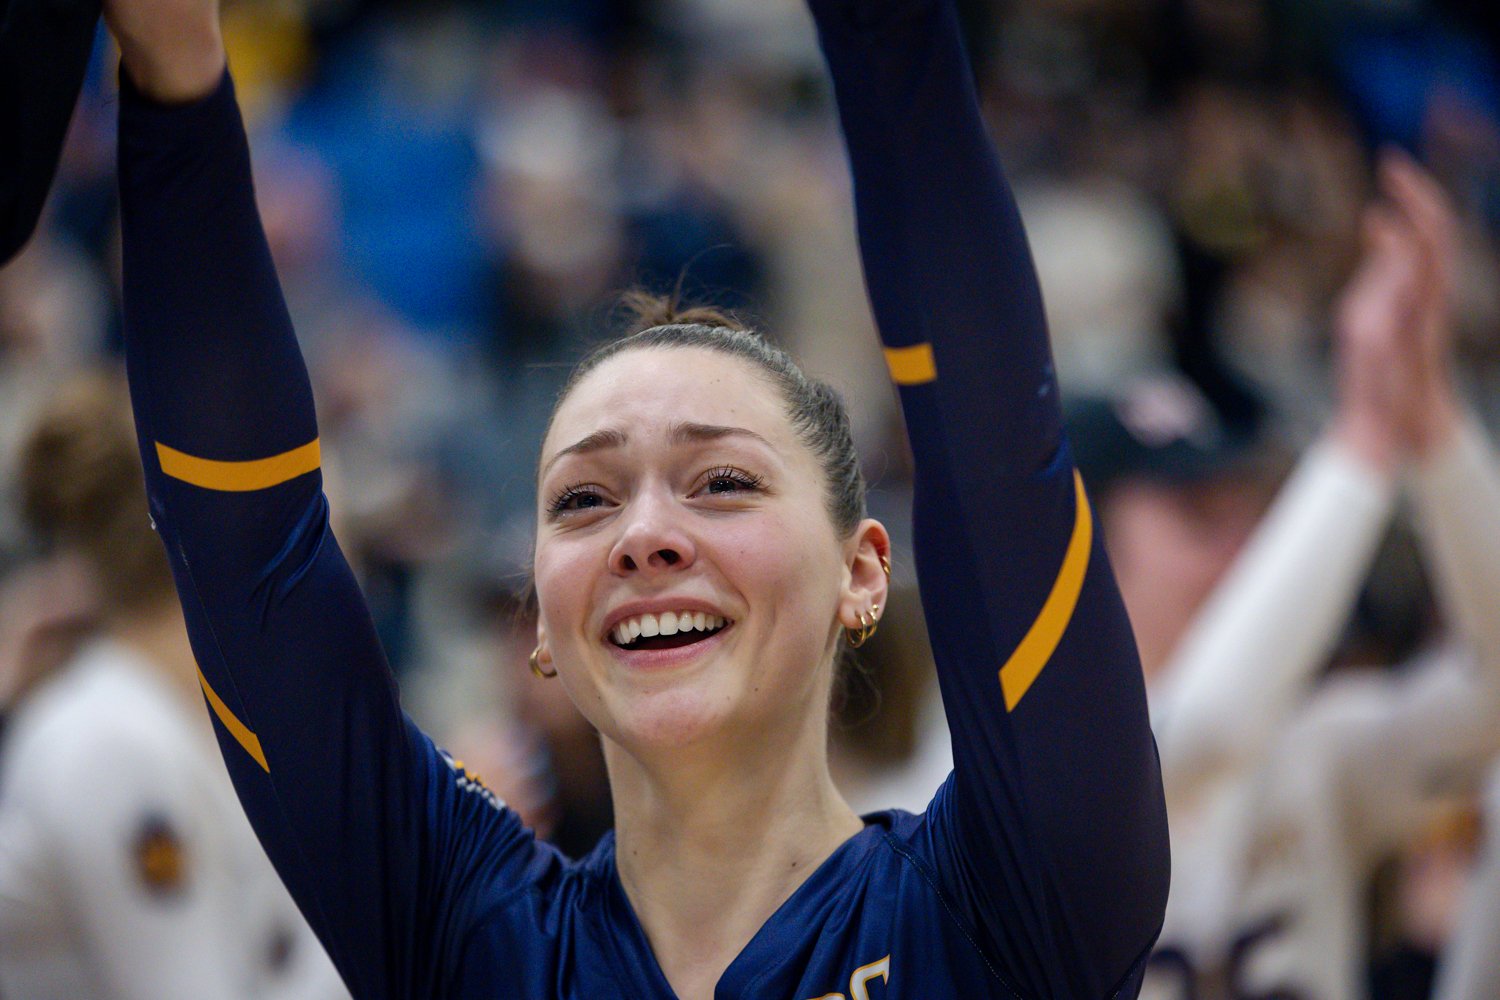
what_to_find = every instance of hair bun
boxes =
[617,287,746,335]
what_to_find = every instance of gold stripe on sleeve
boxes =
[999,470,1093,711]
[883,343,937,385]
[198,668,269,773]
[155,439,321,492]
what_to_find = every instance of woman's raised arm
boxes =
[114,53,540,1000]
[809,0,1170,994]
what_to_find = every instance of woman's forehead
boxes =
[543,347,791,460]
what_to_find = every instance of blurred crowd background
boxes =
[2,0,1500,996]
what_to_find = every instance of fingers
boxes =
[1379,149,1457,287]
[1376,150,1457,357]
[1344,150,1465,458]
[1331,203,1414,471]
[1337,203,1420,351]
[1381,150,1464,437]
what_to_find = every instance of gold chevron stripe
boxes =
[1000,470,1093,711]
[883,343,937,385]
[198,668,269,773]
[156,439,320,492]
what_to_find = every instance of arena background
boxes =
[2,1,1499,995]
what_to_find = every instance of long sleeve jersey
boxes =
[115,0,1169,996]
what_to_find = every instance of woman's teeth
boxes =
[611,611,727,647]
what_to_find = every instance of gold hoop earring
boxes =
[846,603,880,648]
[879,554,892,579]
[529,646,556,679]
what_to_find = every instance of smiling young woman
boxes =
[105,0,1169,995]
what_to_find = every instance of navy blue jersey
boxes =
[115,0,1168,996]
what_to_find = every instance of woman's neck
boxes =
[606,712,864,1000]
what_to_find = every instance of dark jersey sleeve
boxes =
[0,0,100,264]
[116,71,546,998]
[809,0,1169,995]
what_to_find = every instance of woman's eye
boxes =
[699,468,764,496]
[549,486,609,515]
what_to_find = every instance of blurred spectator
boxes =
[1143,155,1500,1000]
[0,373,347,999]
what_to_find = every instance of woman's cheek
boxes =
[727,511,812,581]
[722,516,838,647]
[534,540,592,646]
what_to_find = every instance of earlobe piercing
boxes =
[529,646,557,679]
[847,603,881,648]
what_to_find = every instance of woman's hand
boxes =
[103,0,224,103]
[1377,153,1462,458]
[1331,152,1461,470]
[1332,185,1422,473]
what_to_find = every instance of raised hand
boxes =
[1332,189,1423,472]
[1331,152,1461,470]
[1378,153,1462,457]
[103,0,224,103]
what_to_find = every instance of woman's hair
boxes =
[18,370,176,615]
[549,290,867,537]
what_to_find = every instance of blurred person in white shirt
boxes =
[0,371,349,1000]
[1143,153,1500,1000]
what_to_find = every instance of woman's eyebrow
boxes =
[668,422,772,449]
[545,423,774,475]
[542,428,627,476]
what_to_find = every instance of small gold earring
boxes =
[847,605,880,648]
[879,554,892,579]
[529,646,557,679]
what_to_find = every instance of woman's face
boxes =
[534,346,875,755]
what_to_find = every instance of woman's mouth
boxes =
[609,611,730,652]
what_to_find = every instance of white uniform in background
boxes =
[1145,418,1500,1000]
[0,640,350,1000]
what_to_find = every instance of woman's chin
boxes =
[605,683,745,753]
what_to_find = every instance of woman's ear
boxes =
[529,625,557,679]
[838,519,892,631]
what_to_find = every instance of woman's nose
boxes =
[608,494,696,576]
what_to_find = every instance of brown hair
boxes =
[18,371,175,615]
[548,290,867,537]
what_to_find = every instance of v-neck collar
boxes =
[590,812,897,999]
